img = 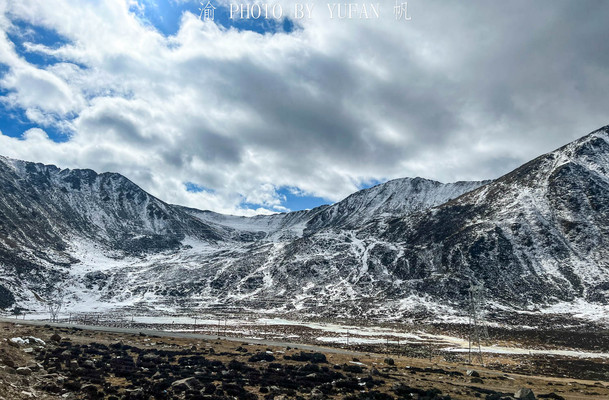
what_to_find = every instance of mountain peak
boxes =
[2,125,609,321]
[595,124,609,134]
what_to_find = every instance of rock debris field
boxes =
[1,321,608,400]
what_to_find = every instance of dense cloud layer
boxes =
[0,0,608,215]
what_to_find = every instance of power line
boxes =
[468,282,487,364]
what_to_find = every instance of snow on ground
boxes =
[67,238,137,274]
[316,336,419,345]
[445,345,609,359]
[144,316,609,358]
[133,316,222,325]
[257,318,427,341]
[131,316,428,343]
[8,310,609,359]
[538,299,609,323]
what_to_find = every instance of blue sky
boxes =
[0,0,332,213]
[1,1,608,216]
[1,20,72,142]
[129,0,294,37]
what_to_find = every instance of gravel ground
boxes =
[1,320,609,399]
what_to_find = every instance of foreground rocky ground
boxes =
[1,321,608,400]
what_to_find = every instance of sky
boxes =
[0,0,608,215]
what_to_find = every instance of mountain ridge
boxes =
[1,126,609,324]
[380,125,609,307]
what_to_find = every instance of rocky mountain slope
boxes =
[0,156,220,309]
[182,177,486,241]
[382,127,609,308]
[0,156,221,252]
[1,126,609,324]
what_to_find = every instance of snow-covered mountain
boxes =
[382,126,609,308]
[1,126,609,324]
[303,177,488,232]
[0,156,220,253]
[0,156,221,310]
[181,177,487,241]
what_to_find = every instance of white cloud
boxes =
[0,0,608,215]
[2,65,83,114]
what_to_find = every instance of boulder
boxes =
[343,364,364,373]
[248,352,276,362]
[1,358,16,368]
[311,388,325,399]
[515,387,536,400]
[26,362,41,371]
[289,351,328,363]
[142,353,161,362]
[16,367,32,376]
[203,383,216,394]
[171,377,201,392]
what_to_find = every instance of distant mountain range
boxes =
[1,126,609,324]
